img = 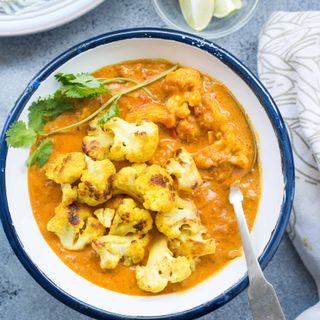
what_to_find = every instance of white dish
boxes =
[0,29,294,319]
[0,0,104,36]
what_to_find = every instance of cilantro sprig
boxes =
[28,92,74,133]
[97,99,120,125]
[55,73,111,98]
[6,121,37,147]
[43,65,177,136]
[5,66,177,167]
[5,72,110,167]
[27,139,53,168]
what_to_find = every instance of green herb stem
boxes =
[44,65,177,136]
[101,77,156,100]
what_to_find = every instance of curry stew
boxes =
[28,59,260,295]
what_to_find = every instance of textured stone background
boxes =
[0,1,319,319]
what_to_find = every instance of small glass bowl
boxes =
[152,0,259,39]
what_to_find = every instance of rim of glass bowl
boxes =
[152,0,260,39]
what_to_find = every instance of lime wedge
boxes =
[213,0,242,18]
[179,0,215,31]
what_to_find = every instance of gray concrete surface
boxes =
[0,0,319,319]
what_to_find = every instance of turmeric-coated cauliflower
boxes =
[92,234,150,269]
[47,203,105,250]
[113,164,176,212]
[156,196,204,240]
[104,117,159,162]
[109,198,153,236]
[61,184,78,205]
[45,152,86,184]
[82,118,114,160]
[169,237,216,258]
[156,197,216,257]
[78,156,116,206]
[165,147,202,192]
[135,236,192,293]
[93,207,115,228]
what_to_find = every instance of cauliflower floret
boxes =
[61,184,78,205]
[135,236,192,293]
[156,196,204,240]
[164,68,202,106]
[125,103,176,128]
[109,198,153,236]
[156,197,216,257]
[165,147,202,192]
[93,207,115,228]
[103,117,159,162]
[169,237,216,258]
[82,118,114,160]
[78,156,116,206]
[46,152,86,184]
[92,234,150,269]
[47,203,105,250]
[193,125,250,169]
[164,68,203,119]
[113,164,176,212]
[166,95,191,119]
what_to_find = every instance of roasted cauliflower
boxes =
[47,202,105,250]
[92,234,150,269]
[104,117,159,162]
[156,197,215,257]
[45,152,86,184]
[78,156,116,206]
[165,147,202,192]
[61,183,78,205]
[135,236,192,293]
[93,207,115,228]
[113,164,176,212]
[82,118,114,161]
[109,198,153,236]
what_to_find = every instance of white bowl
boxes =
[0,0,104,37]
[0,28,294,319]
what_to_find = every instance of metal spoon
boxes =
[228,107,286,320]
[229,184,286,320]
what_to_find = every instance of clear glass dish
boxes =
[152,0,259,39]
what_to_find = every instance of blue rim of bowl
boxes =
[0,28,294,320]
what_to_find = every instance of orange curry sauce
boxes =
[28,59,260,296]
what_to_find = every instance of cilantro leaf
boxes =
[27,138,53,168]
[97,100,120,125]
[5,121,37,147]
[28,92,74,133]
[55,72,110,98]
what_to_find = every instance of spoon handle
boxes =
[231,195,286,320]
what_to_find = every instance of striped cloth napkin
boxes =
[258,11,320,320]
